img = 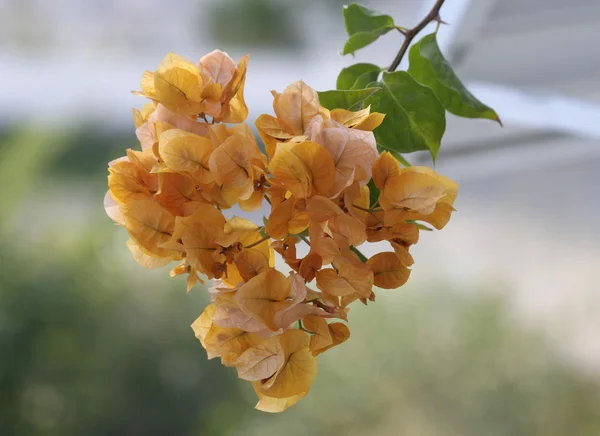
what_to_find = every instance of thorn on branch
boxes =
[395,26,408,36]
[434,14,448,25]
[388,0,447,72]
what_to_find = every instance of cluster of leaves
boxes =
[104,1,498,414]
[339,3,501,161]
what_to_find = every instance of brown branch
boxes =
[388,0,446,72]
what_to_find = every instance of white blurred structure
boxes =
[2,0,599,173]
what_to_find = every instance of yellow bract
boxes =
[234,269,292,331]
[330,105,385,131]
[234,335,285,381]
[134,51,249,123]
[126,239,175,269]
[316,256,374,305]
[158,129,214,183]
[313,126,378,196]
[268,141,336,198]
[121,199,176,258]
[218,54,250,124]
[154,173,206,216]
[208,135,254,205]
[273,80,329,136]
[153,53,205,116]
[107,159,155,205]
[253,330,317,400]
[220,217,273,287]
[265,197,309,239]
[367,251,411,289]
[253,390,307,413]
[304,315,351,356]
[192,303,262,366]
[256,80,329,157]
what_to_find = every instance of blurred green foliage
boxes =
[250,290,600,435]
[1,128,600,435]
[0,233,250,435]
[205,0,352,50]
[0,127,253,434]
[207,0,301,49]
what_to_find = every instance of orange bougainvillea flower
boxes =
[107,48,459,413]
[268,140,336,198]
[251,329,318,410]
[192,303,262,366]
[329,105,385,131]
[309,119,379,196]
[207,125,265,208]
[134,50,248,122]
[138,53,205,116]
[303,315,350,356]
[234,268,292,331]
[158,129,215,184]
[316,256,374,306]
[373,152,454,214]
[256,80,330,157]
[135,103,211,152]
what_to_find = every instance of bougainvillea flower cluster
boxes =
[104,50,458,412]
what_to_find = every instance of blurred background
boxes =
[1,0,600,434]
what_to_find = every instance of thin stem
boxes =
[388,0,446,72]
[352,204,373,213]
[244,234,271,249]
[350,246,369,263]
[352,203,384,224]
[298,234,311,247]
[298,319,312,333]
[395,25,408,35]
[312,299,336,314]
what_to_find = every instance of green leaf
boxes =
[366,71,446,161]
[342,3,396,55]
[408,33,501,124]
[367,179,380,208]
[337,63,382,90]
[344,3,395,34]
[318,87,381,111]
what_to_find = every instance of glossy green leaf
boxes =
[344,4,395,36]
[366,72,446,161]
[342,4,396,55]
[337,63,381,90]
[318,87,380,111]
[408,33,501,124]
